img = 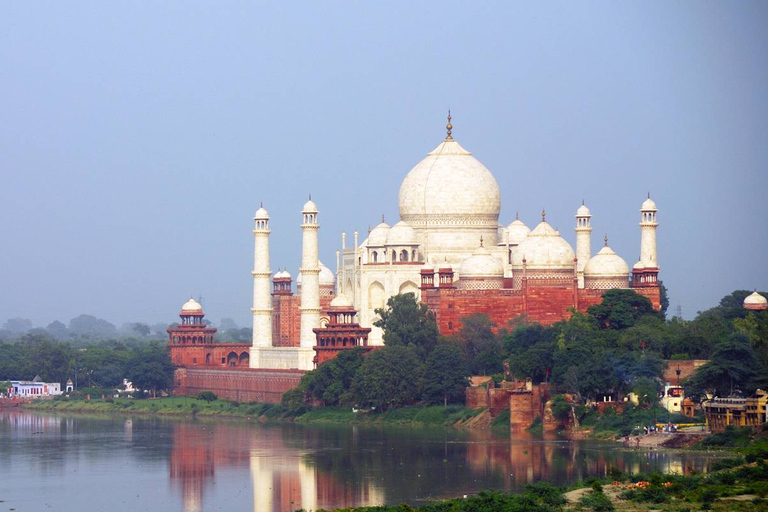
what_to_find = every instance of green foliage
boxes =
[577,489,614,511]
[422,342,470,406]
[491,408,510,430]
[686,333,764,397]
[456,314,504,375]
[352,346,423,410]
[697,426,753,448]
[374,293,439,357]
[587,289,660,330]
[196,391,217,402]
[550,395,571,423]
[126,342,175,397]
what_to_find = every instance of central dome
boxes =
[398,138,501,224]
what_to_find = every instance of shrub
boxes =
[578,490,614,511]
[196,391,217,402]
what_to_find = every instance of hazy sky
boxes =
[2,2,767,329]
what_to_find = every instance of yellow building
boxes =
[703,389,768,432]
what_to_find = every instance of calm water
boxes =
[1,410,721,512]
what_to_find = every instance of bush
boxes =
[578,490,614,511]
[196,391,217,402]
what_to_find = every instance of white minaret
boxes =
[299,197,320,348]
[575,201,592,288]
[639,194,659,268]
[251,205,273,349]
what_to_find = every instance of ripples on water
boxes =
[0,411,721,511]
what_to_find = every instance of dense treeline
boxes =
[284,289,768,411]
[0,334,174,397]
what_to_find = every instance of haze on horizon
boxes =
[2,2,767,330]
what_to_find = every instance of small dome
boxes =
[744,291,768,311]
[181,298,202,312]
[273,270,284,279]
[254,206,269,220]
[459,245,504,278]
[511,221,575,269]
[421,262,435,271]
[584,245,630,277]
[330,294,354,308]
[302,198,318,213]
[319,261,335,286]
[367,221,391,246]
[507,219,531,245]
[282,270,292,279]
[633,260,645,270]
[576,204,591,217]
[641,197,657,211]
[386,221,417,246]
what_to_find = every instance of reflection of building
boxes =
[703,389,768,432]
[168,422,383,512]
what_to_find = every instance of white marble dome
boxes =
[744,291,768,310]
[459,246,504,278]
[386,221,417,245]
[367,221,391,246]
[330,294,354,308]
[641,197,657,211]
[302,198,318,213]
[254,206,269,220]
[511,220,575,269]
[507,219,531,245]
[297,261,335,286]
[398,138,500,223]
[576,204,591,217]
[584,245,630,277]
[319,261,335,286]
[181,298,202,312]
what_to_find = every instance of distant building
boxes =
[10,375,62,398]
[703,389,768,432]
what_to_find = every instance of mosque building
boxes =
[242,116,661,371]
[171,116,662,383]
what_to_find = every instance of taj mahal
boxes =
[169,115,661,384]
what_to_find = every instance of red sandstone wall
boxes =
[509,391,535,432]
[465,387,488,409]
[425,285,663,336]
[662,360,708,384]
[170,343,251,368]
[273,293,335,347]
[488,388,511,417]
[174,368,304,404]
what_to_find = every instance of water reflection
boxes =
[0,411,721,512]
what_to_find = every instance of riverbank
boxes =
[23,397,486,428]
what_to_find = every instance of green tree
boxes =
[685,333,763,397]
[457,314,504,375]
[587,289,660,330]
[422,343,470,406]
[374,293,438,357]
[303,348,365,406]
[126,343,175,398]
[352,346,423,410]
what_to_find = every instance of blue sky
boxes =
[1,2,767,328]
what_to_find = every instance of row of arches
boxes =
[370,249,420,263]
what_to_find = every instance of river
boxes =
[0,410,722,511]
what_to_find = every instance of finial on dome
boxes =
[582,198,585,206]
[604,234,609,246]
[542,208,546,222]
[446,110,453,140]
[516,211,519,220]
[367,225,371,235]
[381,214,385,223]
[260,201,263,208]
[647,192,650,199]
